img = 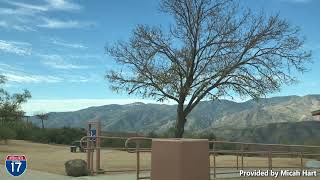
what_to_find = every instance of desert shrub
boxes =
[34,127,86,144]
[0,126,17,143]
[0,121,86,145]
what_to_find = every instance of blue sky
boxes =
[0,0,319,114]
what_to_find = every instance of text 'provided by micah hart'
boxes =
[239,170,317,178]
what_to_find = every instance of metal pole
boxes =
[236,151,239,170]
[87,123,92,174]
[96,121,101,172]
[213,142,216,179]
[268,147,272,170]
[241,144,244,170]
[300,151,304,174]
[90,146,94,174]
[136,140,140,180]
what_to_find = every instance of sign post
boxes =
[86,121,101,174]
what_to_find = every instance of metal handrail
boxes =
[78,136,320,180]
[125,137,153,153]
[79,135,128,150]
[208,141,320,179]
[209,140,320,149]
[209,150,320,155]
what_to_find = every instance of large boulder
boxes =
[65,159,89,177]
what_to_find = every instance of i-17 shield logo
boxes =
[5,155,27,176]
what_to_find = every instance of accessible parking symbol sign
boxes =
[5,155,27,176]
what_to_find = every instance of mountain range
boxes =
[28,95,320,134]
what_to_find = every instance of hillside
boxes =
[212,121,320,145]
[29,95,320,133]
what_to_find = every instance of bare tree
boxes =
[35,112,49,129]
[105,0,311,137]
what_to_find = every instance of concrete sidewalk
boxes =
[0,165,136,180]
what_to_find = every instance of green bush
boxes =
[0,126,17,143]
[0,121,86,145]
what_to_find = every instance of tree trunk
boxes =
[175,103,187,138]
[41,119,44,129]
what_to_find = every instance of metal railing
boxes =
[79,136,152,175]
[80,136,320,179]
[125,137,152,179]
[209,140,320,179]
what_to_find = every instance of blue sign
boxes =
[90,129,96,141]
[5,155,27,176]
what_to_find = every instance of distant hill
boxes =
[29,95,320,134]
[212,121,320,145]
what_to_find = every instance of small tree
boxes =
[35,112,49,129]
[0,75,30,143]
[0,75,31,125]
[106,0,311,137]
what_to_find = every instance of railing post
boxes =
[213,141,216,179]
[268,146,272,170]
[96,121,101,172]
[86,141,92,174]
[90,146,94,174]
[236,150,239,170]
[241,144,244,170]
[86,122,93,175]
[136,140,140,180]
[300,151,304,174]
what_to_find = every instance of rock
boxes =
[305,160,320,168]
[65,159,89,177]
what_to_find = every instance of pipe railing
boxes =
[208,140,320,179]
[125,137,153,180]
[79,136,320,179]
[79,136,152,176]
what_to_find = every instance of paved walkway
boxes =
[0,165,136,180]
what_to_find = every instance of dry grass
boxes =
[0,140,319,180]
[0,140,150,175]
[211,155,309,168]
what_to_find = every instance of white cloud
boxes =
[0,19,36,31]
[2,73,63,83]
[0,63,97,84]
[46,0,82,11]
[6,0,81,12]
[0,63,62,83]
[42,60,89,70]
[39,54,90,69]
[0,7,37,16]
[11,25,36,31]
[0,63,24,72]
[0,40,32,55]
[1,70,97,84]
[50,38,87,49]
[66,75,99,82]
[38,18,94,29]
[0,0,87,31]
[7,1,48,12]
[22,99,176,115]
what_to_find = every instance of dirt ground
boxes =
[0,140,150,175]
[0,140,319,180]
